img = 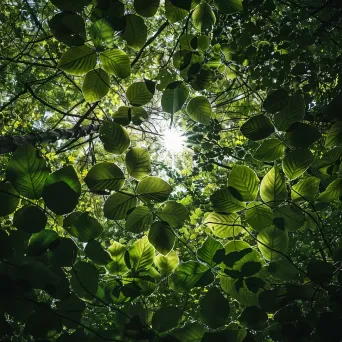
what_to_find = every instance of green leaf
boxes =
[214,0,243,14]
[104,192,137,220]
[106,241,129,275]
[273,204,305,232]
[125,148,151,180]
[137,176,173,202]
[42,165,81,215]
[210,187,246,213]
[285,122,321,148]
[131,106,149,125]
[165,0,189,23]
[152,306,182,332]
[170,0,192,10]
[122,14,147,49]
[48,237,77,267]
[0,182,19,217]
[148,221,175,255]
[197,236,223,267]
[169,322,206,342]
[168,261,210,292]
[192,2,216,33]
[125,206,153,233]
[56,294,86,329]
[318,178,342,202]
[84,162,125,191]
[58,45,96,75]
[85,240,112,265]
[282,149,314,180]
[187,96,212,125]
[325,121,342,148]
[70,261,99,301]
[13,205,47,234]
[161,81,189,115]
[307,259,334,283]
[240,115,275,141]
[228,165,260,201]
[199,287,230,328]
[253,139,284,162]
[126,81,154,106]
[134,0,160,17]
[291,177,320,201]
[113,106,131,126]
[263,88,289,114]
[155,250,179,277]
[7,145,49,199]
[89,19,114,48]
[99,121,130,154]
[127,236,155,272]
[27,229,59,256]
[204,212,243,238]
[268,256,298,281]
[274,93,305,131]
[245,202,273,232]
[63,212,103,242]
[82,68,110,102]
[50,0,90,12]
[260,166,287,205]
[100,49,131,78]
[239,306,267,330]
[257,225,288,261]
[155,201,189,227]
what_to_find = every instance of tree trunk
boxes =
[0,124,100,155]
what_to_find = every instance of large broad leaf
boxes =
[274,93,305,131]
[48,237,77,267]
[125,148,151,180]
[253,139,284,162]
[155,250,179,276]
[126,81,154,106]
[106,241,129,275]
[325,121,342,148]
[27,229,59,256]
[152,306,182,332]
[42,165,81,215]
[155,201,189,227]
[90,19,114,48]
[197,236,223,267]
[7,145,49,199]
[284,122,321,148]
[48,12,86,46]
[291,177,320,201]
[192,2,216,33]
[199,287,230,328]
[161,81,189,115]
[100,49,131,78]
[263,88,289,114]
[204,212,243,238]
[318,179,342,202]
[210,187,246,213]
[260,166,287,205]
[257,225,288,261]
[282,149,314,180]
[214,0,243,14]
[112,106,131,126]
[82,68,110,102]
[137,176,172,202]
[125,206,153,233]
[187,96,212,125]
[121,14,147,49]
[13,205,47,234]
[134,0,160,17]
[228,165,260,201]
[58,45,96,75]
[70,261,99,301]
[273,204,305,232]
[85,240,111,265]
[99,121,130,154]
[169,322,206,342]
[165,0,189,23]
[168,261,211,292]
[84,162,125,191]
[127,236,155,272]
[63,212,103,242]
[0,182,19,217]
[56,294,86,329]
[240,115,274,141]
[104,192,137,220]
[239,306,267,330]
[148,221,175,255]
[245,202,273,232]
[50,0,90,12]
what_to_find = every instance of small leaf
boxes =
[148,221,175,255]
[253,139,284,162]
[13,205,47,234]
[239,306,267,330]
[104,192,137,220]
[318,179,342,202]
[307,259,334,283]
[84,162,125,191]
[137,176,173,202]
[106,241,129,275]
[27,229,59,256]
[291,177,320,201]
[187,96,212,125]
[165,0,188,23]
[325,121,342,148]
[100,49,131,78]
[240,115,274,141]
[260,166,287,205]
[126,81,154,106]
[263,88,289,114]
[85,240,111,265]
[122,14,147,50]
[127,236,155,272]
[49,237,77,267]
[192,2,216,33]
[99,121,130,154]
[245,202,273,232]
[125,148,151,180]
[241,261,262,277]
[125,206,153,233]
[204,212,243,238]
[273,204,305,232]
[134,0,160,17]
[282,149,314,180]
[152,306,182,332]
[210,187,246,213]
[82,68,110,102]
[161,81,189,115]
[155,201,189,227]
[197,236,223,267]
[285,122,321,148]
[155,250,179,277]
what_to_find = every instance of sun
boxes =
[162,128,186,153]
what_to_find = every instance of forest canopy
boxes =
[1,0,342,341]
